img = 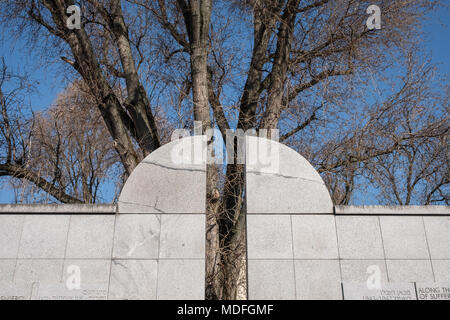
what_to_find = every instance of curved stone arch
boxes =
[118,135,333,214]
[246,136,333,214]
[118,136,207,214]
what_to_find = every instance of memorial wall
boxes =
[0,137,448,300]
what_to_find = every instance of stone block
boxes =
[246,136,333,214]
[432,260,450,282]
[0,260,16,281]
[294,260,342,300]
[336,216,384,259]
[14,260,64,284]
[0,215,24,258]
[66,215,115,259]
[292,215,338,259]
[379,216,429,259]
[159,215,205,259]
[118,136,206,214]
[113,214,160,259]
[157,259,205,300]
[0,281,32,300]
[386,260,434,282]
[247,215,293,259]
[248,260,296,300]
[423,217,450,259]
[108,260,158,300]
[335,205,450,215]
[18,215,70,259]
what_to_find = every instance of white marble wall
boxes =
[0,213,205,300]
[0,135,448,300]
[247,212,450,300]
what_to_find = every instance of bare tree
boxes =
[0,0,447,299]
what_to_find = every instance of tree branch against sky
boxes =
[0,0,448,299]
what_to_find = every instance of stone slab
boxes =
[416,282,450,300]
[247,260,296,300]
[18,215,70,259]
[423,217,450,259]
[66,215,115,259]
[432,260,450,282]
[386,260,434,282]
[335,205,450,215]
[159,214,205,259]
[113,214,160,259]
[292,215,338,259]
[0,215,24,258]
[156,259,205,300]
[108,260,158,300]
[294,260,342,300]
[0,281,32,300]
[0,204,116,214]
[336,216,384,259]
[0,260,16,281]
[14,259,64,284]
[342,282,416,300]
[247,215,293,259]
[246,136,333,214]
[379,216,429,259]
[118,136,206,214]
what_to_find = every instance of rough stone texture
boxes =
[108,260,158,300]
[247,210,449,300]
[0,212,205,300]
[246,136,333,214]
[433,260,450,282]
[0,260,16,281]
[14,260,64,284]
[423,217,450,259]
[113,214,160,259]
[0,281,32,300]
[157,259,205,300]
[336,216,384,259]
[248,260,296,300]
[0,204,116,214]
[335,205,450,215]
[247,215,293,259]
[379,216,430,259]
[118,136,207,214]
[18,215,70,259]
[0,215,24,258]
[294,260,342,300]
[386,260,434,282]
[66,215,115,259]
[291,215,338,259]
[159,215,205,259]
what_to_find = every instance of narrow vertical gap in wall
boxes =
[204,131,249,300]
[243,139,249,301]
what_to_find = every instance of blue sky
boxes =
[0,6,448,204]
